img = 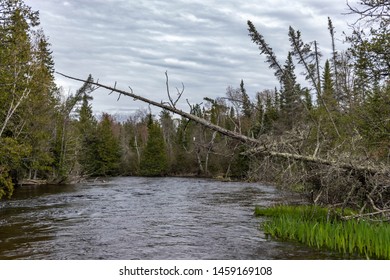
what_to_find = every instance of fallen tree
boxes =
[57,72,388,176]
[57,72,390,220]
[57,72,260,146]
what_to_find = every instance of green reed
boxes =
[255,205,390,259]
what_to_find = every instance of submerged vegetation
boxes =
[255,205,390,259]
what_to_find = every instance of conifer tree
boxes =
[322,59,338,111]
[159,110,176,170]
[140,115,168,176]
[240,79,252,119]
[280,52,300,128]
[21,31,58,180]
[346,0,389,85]
[0,0,57,193]
[94,113,121,176]
[76,88,99,175]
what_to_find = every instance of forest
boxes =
[0,0,389,219]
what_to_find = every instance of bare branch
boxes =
[108,81,117,95]
[57,72,259,145]
[57,72,390,196]
[346,0,390,26]
[165,71,184,108]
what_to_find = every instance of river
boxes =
[0,177,343,259]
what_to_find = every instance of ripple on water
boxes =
[0,177,346,259]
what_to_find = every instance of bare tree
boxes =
[346,0,390,26]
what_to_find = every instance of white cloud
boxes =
[25,0,358,115]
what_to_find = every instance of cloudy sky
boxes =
[25,0,358,115]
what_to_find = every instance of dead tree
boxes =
[57,72,260,146]
[58,72,388,171]
[57,72,390,219]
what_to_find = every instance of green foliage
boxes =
[140,115,168,176]
[356,84,390,158]
[321,59,338,111]
[76,84,98,175]
[229,145,250,178]
[240,80,252,119]
[255,205,390,259]
[0,168,13,199]
[0,137,31,198]
[0,0,388,208]
[94,114,122,176]
[1,0,58,183]
[279,52,303,128]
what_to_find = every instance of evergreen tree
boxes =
[240,79,252,119]
[303,88,313,111]
[0,0,57,194]
[346,1,389,85]
[322,59,338,111]
[94,113,121,176]
[140,115,168,176]
[0,138,30,198]
[21,30,58,180]
[159,110,176,171]
[357,83,390,159]
[229,144,250,178]
[76,87,99,176]
[280,52,300,128]
[263,91,279,132]
[0,2,35,137]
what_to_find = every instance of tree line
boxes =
[1,0,389,217]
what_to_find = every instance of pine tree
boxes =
[322,59,338,111]
[280,52,300,128]
[346,1,389,85]
[76,89,99,175]
[21,30,58,180]
[140,115,168,176]
[263,91,278,133]
[0,3,34,137]
[94,114,121,176]
[0,0,57,194]
[0,138,30,198]
[159,110,176,171]
[240,79,252,119]
[357,83,390,159]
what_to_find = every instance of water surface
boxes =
[0,177,343,259]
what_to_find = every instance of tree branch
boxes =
[57,72,389,180]
[57,72,259,145]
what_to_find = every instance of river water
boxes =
[0,177,343,259]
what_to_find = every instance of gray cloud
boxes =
[25,0,358,115]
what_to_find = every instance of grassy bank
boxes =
[255,205,390,259]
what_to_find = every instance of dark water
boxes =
[0,177,343,259]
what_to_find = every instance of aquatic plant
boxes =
[255,205,390,259]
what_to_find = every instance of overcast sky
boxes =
[25,0,358,116]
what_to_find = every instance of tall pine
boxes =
[140,115,168,176]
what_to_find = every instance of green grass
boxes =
[255,205,390,259]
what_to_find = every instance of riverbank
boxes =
[254,205,390,259]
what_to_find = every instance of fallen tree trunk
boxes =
[57,72,259,146]
[57,72,389,178]
[248,148,389,177]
